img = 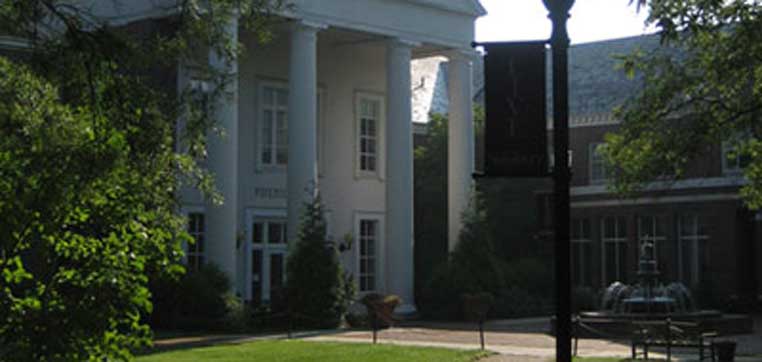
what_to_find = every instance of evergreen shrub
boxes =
[286,194,354,328]
[419,193,507,319]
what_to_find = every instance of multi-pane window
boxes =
[637,215,667,268]
[571,218,592,287]
[678,214,708,287]
[252,220,287,245]
[589,143,608,183]
[251,219,287,305]
[187,213,205,271]
[260,86,288,166]
[359,219,378,292]
[356,95,382,175]
[601,216,628,285]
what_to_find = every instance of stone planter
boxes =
[361,293,401,329]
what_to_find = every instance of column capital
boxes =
[291,19,328,34]
[445,48,480,63]
[387,37,420,50]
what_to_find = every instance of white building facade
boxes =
[102,0,484,314]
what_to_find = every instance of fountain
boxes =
[574,239,753,337]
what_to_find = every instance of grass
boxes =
[136,340,491,362]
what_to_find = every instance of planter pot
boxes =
[361,293,401,329]
[714,340,737,362]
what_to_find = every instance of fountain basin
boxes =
[571,310,753,338]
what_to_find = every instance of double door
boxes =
[247,213,287,307]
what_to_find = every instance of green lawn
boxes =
[137,340,490,362]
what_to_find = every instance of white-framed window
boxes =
[355,93,384,178]
[571,218,592,287]
[358,219,379,292]
[678,214,708,287]
[257,83,324,172]
[186,212,206,272]
[259,83,289,168]
[601,216,628,286]
[637,215,667,268]
[355,212,384,293]
[176,79,212,155]
[589,142,608,184]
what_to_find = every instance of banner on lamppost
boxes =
[482,41,547,177]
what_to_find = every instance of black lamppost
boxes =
[542,1,574,362]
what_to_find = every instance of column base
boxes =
[393,303,418,319]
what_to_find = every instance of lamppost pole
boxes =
[543,1,574,362]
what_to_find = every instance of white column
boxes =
[287,20,324,243]
[386,38,417,315]
[446,50,475,251]
[206,17,239,281]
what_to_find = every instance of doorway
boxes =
[246,209,287,307]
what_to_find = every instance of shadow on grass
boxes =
[136,328,351,356]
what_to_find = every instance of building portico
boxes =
[169,0,486,314]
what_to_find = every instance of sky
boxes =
[476,0,657,44]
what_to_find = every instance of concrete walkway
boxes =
[303,315,762,362]
[152,315,762,362]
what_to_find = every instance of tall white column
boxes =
[206,17,239,281]
[287,20,324,242]
[386,38,417,315]
[446,50,475,251]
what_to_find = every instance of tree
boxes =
[605,1,762,209]
[418,191,507,319]
[285,193,353,329]
[0,1,280,360]
[413,109,553,290]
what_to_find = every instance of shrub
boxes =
[148,263,234,331]
[286,194,354,328]
[571,287,599,313]
[418,193,507,319]
[502,258,554,300]
[493,287,552,318]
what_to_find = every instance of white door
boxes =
[247,212,287,306]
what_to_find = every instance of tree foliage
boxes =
[0,1,281,360]
[286,194,354,329]
[418,191,507,319]
[605,0,762,209]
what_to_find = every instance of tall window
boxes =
[359,219,378,292]
[589,143,608,184]
[260,85,288,166]
[637,215,667,268]
[356,94,383,176]
[678,214,708,287]
[187,213,205,271]
[601,216,628,285]
[571,218,592,287]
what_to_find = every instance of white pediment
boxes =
[402,0,487,16]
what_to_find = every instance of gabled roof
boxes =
[402,0,487,17]
[472,34,667,120]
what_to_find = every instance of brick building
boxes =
[415,34,762,308]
